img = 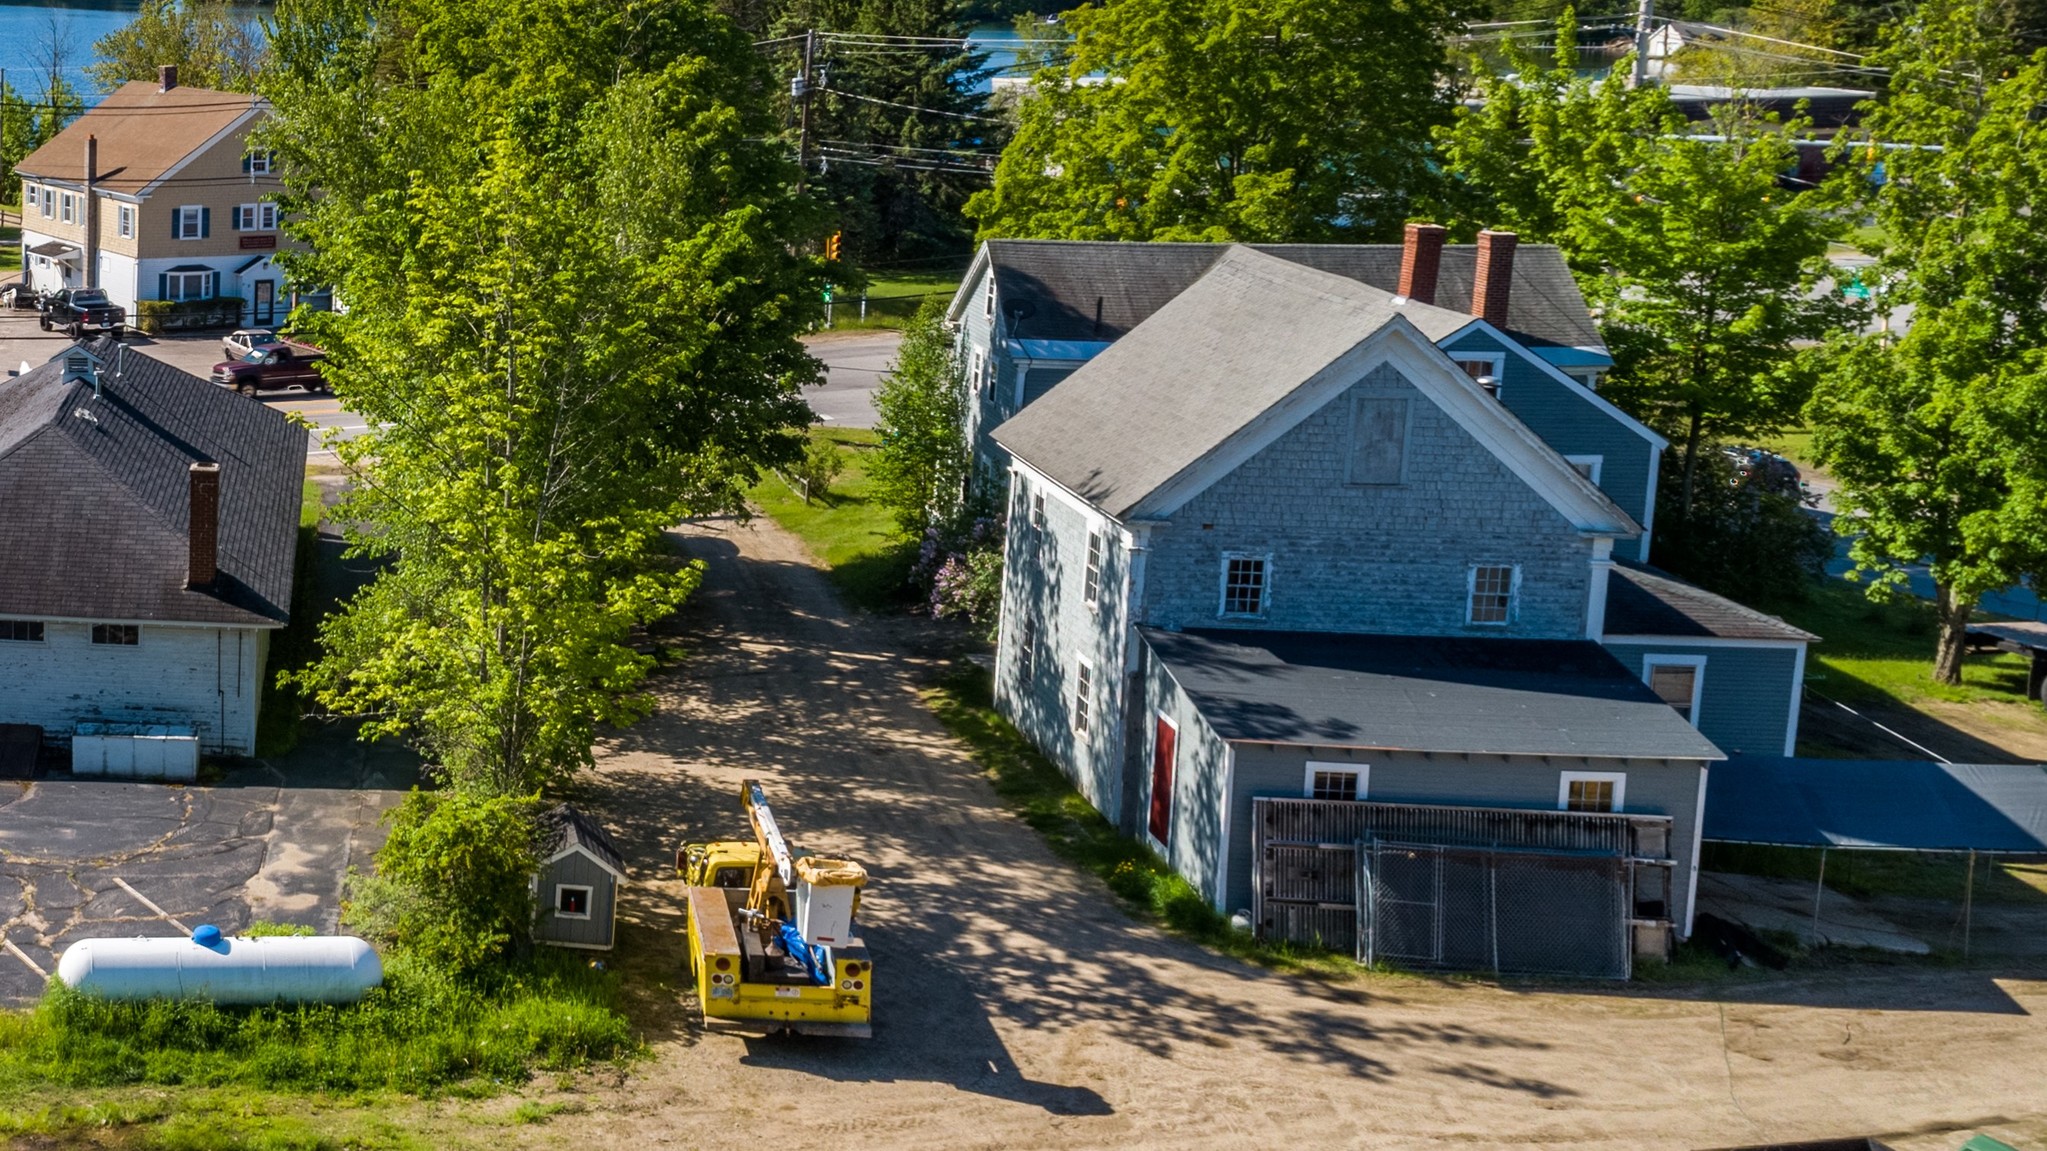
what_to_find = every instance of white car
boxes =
[221,328,278,360]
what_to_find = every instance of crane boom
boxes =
[743,779,795,890]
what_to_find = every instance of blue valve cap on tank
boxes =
[191,924,223,947]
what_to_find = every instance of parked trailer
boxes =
[56,926,382,1004]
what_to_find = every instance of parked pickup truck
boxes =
[210,343,329,396]
[38,288,127,339]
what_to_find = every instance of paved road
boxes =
[802,329,900,429]
[561,512,2047,1151]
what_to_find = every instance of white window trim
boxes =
[1558,771,1627,813]
[176,205,204,240]
[1642,654,1708,727]
[59,193,76,224]
[1218,551,1273,619]
[1082,530,1103,612]
[984,274,995,319]
[1031,493,1046,533]
[1465,563,1521,626]
[1018,615,1037,678]
[116,205,134,238]
[247,151,272,175]
[1303,761,1368,802]
[1564,455,1604,485]
[1147,711,1178,853]
[553,883,594,920]
[1451,351,1506,382]
[1073,659,1093,734]
[165,271,211,302]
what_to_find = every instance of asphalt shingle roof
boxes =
[1144,627,1725,760]
[541,805,626,877]
[0,340,306,626]
[979,238,1604,351]
[990,246,1634,532]
[17,82,264,195]
[1604,562,1818,642]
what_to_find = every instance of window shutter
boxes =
[230,206,241,232]
[171,208,180,236]
[209,271,219,298]
[241,153,251,174]
[157,273,168,300]
[200,207,210,238]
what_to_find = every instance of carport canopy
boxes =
[1704,756,2047,852]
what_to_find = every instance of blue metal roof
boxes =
[1704,757,2047,853]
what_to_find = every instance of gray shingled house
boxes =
[0,339,305,755]
[534,805,625,951]
[988,247,1782,970]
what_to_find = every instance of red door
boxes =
[1148,717,1176,846]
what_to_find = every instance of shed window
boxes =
[554,884,593,919]
[1348,397,1408,484]
[0,620,44,643]
[1560,772,1627,813]
[91,624,139,646]
[1082,531,1102,608]
[1220,554,1269,617]
[1305,762,1367,802]
[1467,564,1518,625]
[1073,660,1092,733]
[1643,655,1706,725]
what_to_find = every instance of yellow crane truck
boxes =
[677,780,872,1037]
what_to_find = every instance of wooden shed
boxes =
[533,804,625,951]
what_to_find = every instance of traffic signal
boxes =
[825,232,841,261]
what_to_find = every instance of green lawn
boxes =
[1756,426,1818,471]
[825,269,963,331]
[1,222,19,274]
[748,427,919,610]
[1769,576,2037,708]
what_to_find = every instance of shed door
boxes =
[1148,717,1176,846]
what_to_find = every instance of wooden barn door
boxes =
[1148,716,1177,847]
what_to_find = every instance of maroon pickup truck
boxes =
[210,343,329,396]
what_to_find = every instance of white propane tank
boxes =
[55,926,383,1004]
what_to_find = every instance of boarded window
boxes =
[0,620,44,643]
[1348,397,1408,484]
[1149,717,1177,845]
[91,624,139,646]
[1467,565,1517,624]
[1648,662,1700,722]
[1083,531,1102,607]
[1220,554,1268,616]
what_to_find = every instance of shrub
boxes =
[343,791,539,978]
[787,435,846,504]
[1652,445,1833,605]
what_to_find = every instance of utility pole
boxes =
[1631,0,1655,88]
[796,29,816,192]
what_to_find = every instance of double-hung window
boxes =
[39,187,54,217]
[116,205,134,238]
[1220,553,1270,617]
[1467,563,1518,625]
[1072,661,1092,733]
[1082,531,1102,609]
[1030,493,1045,534]
[175,205,205,240]
[984,275,995,318]
[235,202,277,231]
[247,151,273,175]
[59,193,76,225]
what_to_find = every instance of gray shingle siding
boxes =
[1443,329,1659,564]
[1136,646,1233,900]
[1215,742,1709,929]
[994,466,1132,820]
[1139,364,1594,639]
[1601,641,1802,757]
[535,850,616,950]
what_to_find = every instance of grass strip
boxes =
[923,664,1366,979]
[749,428,918,612]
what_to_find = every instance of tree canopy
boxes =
[1806,0,2047,682]
[89,0,264,92]
[870,298,969,535]
[965,0,1476,242]
[266,0,827,793]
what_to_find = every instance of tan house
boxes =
[14,66,306,326]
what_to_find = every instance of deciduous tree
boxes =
[869,299,968,534]
[966,0,1475,242]
[89,0,264,93]
[266,0,827,793]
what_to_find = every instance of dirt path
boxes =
[561,514,2047,1151]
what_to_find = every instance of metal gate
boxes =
[1253,799,1663,980]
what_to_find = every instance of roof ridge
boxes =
[1611,560,1819,640]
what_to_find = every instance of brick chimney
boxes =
[1472,230,1517,329]
[1397,222,1446,306]
[158,64,178,93]
[187,462,220,590]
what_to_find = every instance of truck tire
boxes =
[68,322,83,340]
[38,317,50,332]
[239,382,256,397]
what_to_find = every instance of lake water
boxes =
[0,0,264,103]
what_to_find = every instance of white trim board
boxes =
[1128,319,1640,540]
[1558,769,1628,812]
[1783,644,1808,757]
[1641,654,1708,727]
[1303,760,1370,800]
[543,842,625,883]
[1440,318,1670,452]
[1602,635,1808,650]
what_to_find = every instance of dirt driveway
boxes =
[554,515,2047,1151]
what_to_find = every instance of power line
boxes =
[818,86,1002,121]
